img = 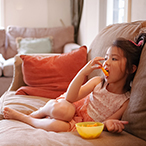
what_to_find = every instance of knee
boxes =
[51,99,75,121]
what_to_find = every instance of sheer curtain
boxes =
[70,0,84,43]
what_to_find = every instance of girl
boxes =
[3,33,146,133]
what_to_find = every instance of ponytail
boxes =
[135,33,146,50]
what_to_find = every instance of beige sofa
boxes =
[0,25,77,96]
[0,21,146,145]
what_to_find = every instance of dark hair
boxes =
[110,33,146,92]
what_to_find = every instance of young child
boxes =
[3,33,146,133]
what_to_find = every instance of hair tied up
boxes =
[129,40,143,47]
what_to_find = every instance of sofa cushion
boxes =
[16,46,87,99]
[6,25,74,54]
[88,21,146,79]
[1,92,146,146]
[16,37,53,54]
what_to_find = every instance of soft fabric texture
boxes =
[6,25,74,57]
[0,29,6,59]
[0,91,146,146]
[0,91,50,119]
[16,46,87,99]
[16,37,53,54]
[122,44,146,141]
[0,25,75,96]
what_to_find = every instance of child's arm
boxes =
[65,57,104,103]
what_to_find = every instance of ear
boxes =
[132,65,137,74]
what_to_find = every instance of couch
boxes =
[0,20,146,146]
[0,25,77,97]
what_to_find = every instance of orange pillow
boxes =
[16,46,87,99]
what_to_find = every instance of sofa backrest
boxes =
[5,25,74,59]
[0,29,6,58]
[88,20,146,141]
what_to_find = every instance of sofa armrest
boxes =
[8,54,26,91]
[63,43,81,53]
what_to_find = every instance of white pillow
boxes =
[16,37,53,54]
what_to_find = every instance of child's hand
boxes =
[103,119,128,133]
[80,57,105,76]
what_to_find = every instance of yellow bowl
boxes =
[75,122,104,139]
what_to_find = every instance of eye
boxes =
[105,57,108,60]
[112,58,118,61]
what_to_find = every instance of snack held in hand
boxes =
[100,67,109,76]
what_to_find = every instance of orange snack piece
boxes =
[100,67,109,76]
[82,123,98,127]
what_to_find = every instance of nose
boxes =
[104,58,110,66]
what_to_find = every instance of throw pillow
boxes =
[16,46,87,99]
[16,37,53,54]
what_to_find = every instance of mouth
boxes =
[100,67,109,77]
[105,69,109,73]
[105,68,109,76]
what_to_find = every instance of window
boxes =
[113,0,125,23]
[106,0,130,26]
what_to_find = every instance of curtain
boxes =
[70,0,84,43]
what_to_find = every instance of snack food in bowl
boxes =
[75,122,104,139]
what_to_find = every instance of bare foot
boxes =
[3,107,27,120]
[3,107,70,132]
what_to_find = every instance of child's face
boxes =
[103,46,128,85]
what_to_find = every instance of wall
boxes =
[3,0,71,28]
[78,0,107,50]
[78,0,146,49]
[131,0,146,21]
[78,0,99,49]
[2,0,146,47]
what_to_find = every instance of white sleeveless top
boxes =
[87,82,130,122]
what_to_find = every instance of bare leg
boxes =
[30,99,75,122]
[30,99,57,118]
[3,107,70,132]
